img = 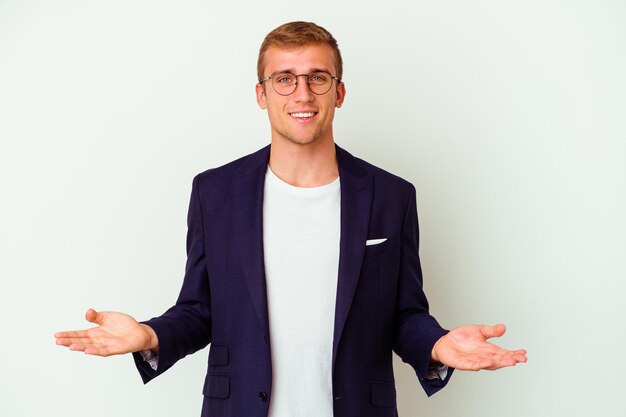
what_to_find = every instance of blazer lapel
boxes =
[231,145,271,341]
[332,145,373,371]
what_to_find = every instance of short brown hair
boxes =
[257,21,343,83]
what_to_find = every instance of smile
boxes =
[289,112,317,119]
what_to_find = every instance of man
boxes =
[55,21,527,417]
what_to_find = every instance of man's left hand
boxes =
[431,324,527,371]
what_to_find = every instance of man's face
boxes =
[256,43,346,147]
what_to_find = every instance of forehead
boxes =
[263,43,336,75]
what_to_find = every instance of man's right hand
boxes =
[55,309,158,356]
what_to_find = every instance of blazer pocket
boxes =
[208,345,229,366]
[370,381,397,408]
[203,374,230,399]
[363,236,396,257]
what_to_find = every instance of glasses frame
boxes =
[259,71,340,96]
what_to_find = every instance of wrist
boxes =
[140,324,159,352]
[431,334,445,362]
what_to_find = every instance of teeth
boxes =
[290,112,316,118]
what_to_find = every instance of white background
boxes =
[1,1,624,416]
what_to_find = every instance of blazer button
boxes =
[258,391,268,402]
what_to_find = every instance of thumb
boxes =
[85,308,105,325]
[481,323,506,339]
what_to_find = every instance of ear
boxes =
[335,82,346,109]
[256,83,267,109]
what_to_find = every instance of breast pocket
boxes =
[364,236,397,257]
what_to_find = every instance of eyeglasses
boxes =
[259,71,340,96]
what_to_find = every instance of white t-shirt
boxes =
[263,166,341,417]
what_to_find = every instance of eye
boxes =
[309,73,329,84]
[275,74,295,84]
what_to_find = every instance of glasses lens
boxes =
[308,72,332,95]
[272,73,297,95]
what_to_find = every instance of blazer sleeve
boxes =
[133,174,212,383]
[392,184,454,396]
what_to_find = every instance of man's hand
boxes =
[55,309,158,356]
[431,324,527,371]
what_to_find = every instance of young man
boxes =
[56,21,527,417]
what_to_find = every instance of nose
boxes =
[292,75,314,102]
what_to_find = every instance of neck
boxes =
[268,137,339,188]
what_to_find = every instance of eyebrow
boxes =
[270,68,333,76]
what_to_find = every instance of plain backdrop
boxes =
[1,1,624,416]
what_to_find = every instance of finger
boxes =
[56,336,97,346]
[513,355,528,363]
[56,336,87,345]
[457,356,503,371]
[74,344,104,355]
[512,351,528,363]
[83,340,121,356]
[485,360,517,371]
[85,308,105,325]
[460,349,525,371]
[488,347,528,359]
[63,340,109,354]
[55,330,90,338]
[84,346,101,355]
[84,346,114,356]
[483,351,529,370]
[69,342,86,351]
[56,338,76,347]
[480,324,506,339]
[56,338,71,347]
[57,336,96,343]
[460,355,514,371]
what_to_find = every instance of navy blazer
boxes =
[134,144,452,417]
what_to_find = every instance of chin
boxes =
[291,136,318,145]
[282,132,324,146]
[272,126,329,147]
